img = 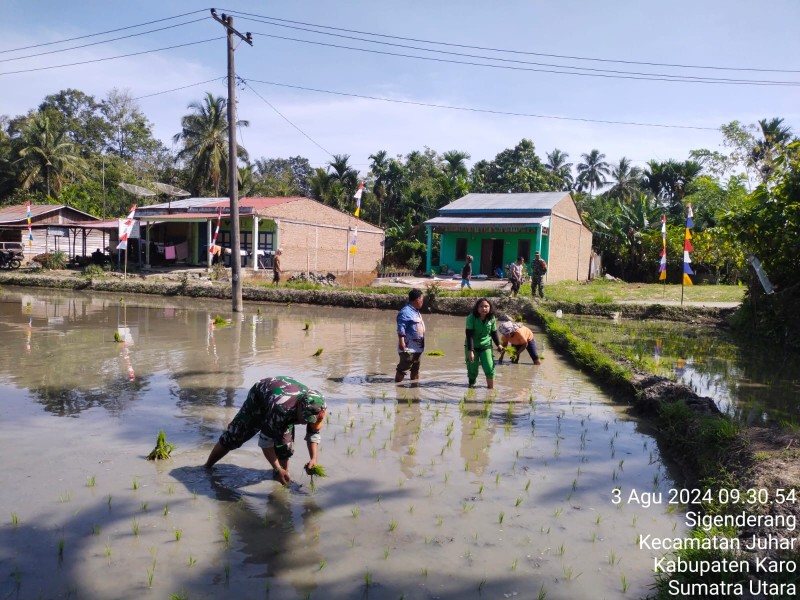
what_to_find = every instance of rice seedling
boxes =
[147,563,155,588]
[558,543,565,556]
[608,550,617,565]
[408,504,414,514]
[224,563,230,581]
[495,473,500,485]
[537,584,547,600]
[11,512,19,527]
[436,515,443,527]
[426,350,443,356]
[572,479,578,491]
[312,348,323,357]
[303,321,311,331]
[511,558,518,571]
[188,555,197,567]
[212,315,226,326]
[146,430,175,460]
[141,501,149,512]
[524,479,531,492]
[553,507,562,517]
[631,514,638,527]
[58,538,65,556]
[58,491,72,503]
[107,494,112,507]
[87,475,96,487]
[591,531,597,542]
[383,546,390,559]
[222,525,230,547]
[167,484,174,495]
[174,529,182,542]
[351,506,359,518]
[498,511,505,525]
[462,501,474,513]
[92,525,101,535]
[424,536,431,544]
[595,515,602,525]
[350,537,356,547]
[364,571,372,587]
[170,592,189,600]
[113,331,123,342]
[421,567,428,577]
[478,579,486,592]
[464,549,472,561]
[408,445,416,455]
[389,518,397,532]
[444,472,449,483]
[105,541,112,560]
[621,573,628,593]
[163,504,169,516]
[133,477,139,490]
[132,518,140,536]
[464,460,469,471]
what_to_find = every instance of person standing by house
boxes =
[498,319,541,365]
[203,375,326,485]
[395,288,426,383]
[460,255,473,289]
[531,251,547,299]
[273,248,283,285]
[465,298,502,389]
[509,256,525,297]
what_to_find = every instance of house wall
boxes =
[438,230,545,277]
[548,197,593,282]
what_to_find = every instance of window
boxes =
[455,238,468,261]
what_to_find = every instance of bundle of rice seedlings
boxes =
[146,430,175,460]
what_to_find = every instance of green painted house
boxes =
[424,192,593,282]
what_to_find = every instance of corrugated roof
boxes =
[439,192,569,213]
[425,216,548,226]
[0,204,99,224]
[137,212,218,222]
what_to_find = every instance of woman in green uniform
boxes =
[465,298,502,389]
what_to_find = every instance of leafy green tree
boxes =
[750,117,794,183]
[12,111,88,197]
[39,89,111,156]
[642,159,702,218]
[368,149,390,226]
[252,156,313,197]
[173,93,249,196]
[576,149,610,196]
[469,139,554,193]
[326,153,359,210]
[307,167,332,204]
[101,88,160,160]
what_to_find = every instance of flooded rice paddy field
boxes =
[562,315,800,425]
[0,289,684,599]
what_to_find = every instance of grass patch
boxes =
[543,279,745,304]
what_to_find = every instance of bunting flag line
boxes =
[658,213,667,281]
[682,204,694,286]
[350,181,363,254]
[26,201,33,247]
[208,208,222,257]
[117,204,137,251]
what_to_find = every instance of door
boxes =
[479,239,506,276]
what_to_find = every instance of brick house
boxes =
[135,197,384,279]
[424,192,593,282]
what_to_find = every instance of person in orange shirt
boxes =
[498,320,541,365]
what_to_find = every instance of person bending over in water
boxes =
[498,320,541,365]
[204,376,326,485]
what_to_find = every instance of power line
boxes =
[0,39,220,77]
[0,18,208,64]
[239,78,333,157]
[242,77,721,131]
[133,76,227,100]
[224,9,800,74]
[0,9,211,54]
[247,31,799,87]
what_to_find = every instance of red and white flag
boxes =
[353,181,363,218]
[117,205,137,250]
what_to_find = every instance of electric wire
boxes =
[224,9,800,74]
[132,76,227,100]
[0,39,220,77]
[239,78,333,157]
[247,31,799,87]
[240,16,798,84]
[0,18,208,64]
[0,9,211,54]
[241,77,719,131]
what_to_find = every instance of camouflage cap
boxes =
[300,389,326,423]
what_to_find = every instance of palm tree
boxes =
[545,148,574,190]
[307,167,332,203]
[173,93,249,196]
[382,159,408,223]
[442,150,471,181]
[607,157,642,202]
[751,117,794,182]
[14,112,87,197]
[576,149,610,196]
[642,159,702,217]
[369,150,390,226]
[326,153,358,210]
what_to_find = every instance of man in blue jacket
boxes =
[395,288,426,382]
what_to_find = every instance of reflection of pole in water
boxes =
[120,343,135,381]
[675,357,686,380]
[460,393,496,476]
[654,338,662,365]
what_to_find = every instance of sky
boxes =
[2,1,799,175]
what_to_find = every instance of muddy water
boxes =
[0,289,684,599]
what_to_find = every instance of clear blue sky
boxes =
[2,1,798,174]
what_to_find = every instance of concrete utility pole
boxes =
[210,9,252,312]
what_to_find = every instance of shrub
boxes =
[32,251,68,270]
[82,264,107,277]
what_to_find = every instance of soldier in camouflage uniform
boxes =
[204,376,326,485]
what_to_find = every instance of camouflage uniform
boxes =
[531,256,547,298]
[218,376,326,460]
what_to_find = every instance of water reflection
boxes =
[563,315,800,425]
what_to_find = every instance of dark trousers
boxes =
[532,277,544,298]
[512,340,540,363]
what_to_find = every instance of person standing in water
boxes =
[465,297,502,389]
[395,288,426,383]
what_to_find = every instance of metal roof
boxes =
[0,204,98,224]
[136,197,301,214]
[438,192,570,213]
[425,216,548,226]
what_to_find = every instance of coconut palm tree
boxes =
[326,153,358,210]
[576,149,610,196]
[607,157,642,202]
[173,93,249,196]
[442,150,471,181]
[751,117,794,183]
[545,148,574,191]
[14,111,87,197]
[369,149,390,226]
